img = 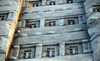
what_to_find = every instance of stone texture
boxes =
[0,0,100,61]
[0,0,23,61]
[84,0,100,61]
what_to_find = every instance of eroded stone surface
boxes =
[0,0,100,61]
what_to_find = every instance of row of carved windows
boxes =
[7,39,91,60]
[9,44,82,60]
[26,0,84,7]
[17,15,85,29]
[24,20,76,29]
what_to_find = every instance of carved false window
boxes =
[18,46,36,59]
[70,49,73,55]
[66,44,83,55]
[42,45,59,58]
[0,16,4,20]
[69,46,78,55]
[31,24,37,28]
[79,16,83,22]
[46,0,56,5]
[0,14,8,21]
[28,1,39,7]
[49,1,55,5]
[45,21,56,27]
[23,50,31,59]
[68,20,75,25]
[92,5,100,12]
[67,0,73,3]
[43,48,55,57]
[25,20,40,28]
[75,49,78,54]
[46,48,55,57]
[33,3,38,7]
[93,8,100,12]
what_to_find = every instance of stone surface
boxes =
[11,54,93,61]
[47,31,55,34]
[74,28,83,31]
[0,0,23,61]
[34,32,42,36]
[0,0,100,61]
[84,0,100,61]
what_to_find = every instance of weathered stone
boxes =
[47,31,55,34]
[34,32,42,36]
[0,0,23,60]
[36,44,43,58]
[20,34,28,37]
[59,42,65,56]
[1,0,100,61]
[74,28,83,31]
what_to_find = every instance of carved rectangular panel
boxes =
[0,13,8,21]
[42,45,59,58]
[65,44,82,55]
[25,20,40,28]
[10,45,20,59]
[45,20,56,27]
[18,45,36,59]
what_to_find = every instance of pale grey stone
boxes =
[74,28,83,31]
[34,32,42,36]
[1,0,100,61]
[47,31,55,34]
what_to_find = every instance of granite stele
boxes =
[0,0,100,61]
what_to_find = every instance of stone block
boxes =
[40,19,45,28]
[74,28,83,31]
[14,45,20,48]
[10,45,20,59]
[34,32,42,36]
[83,50,93,54]
[10,57,17,60]
[82,39,89,43]
[90,31,100,41]
[20,34,28,37]
[59,42,65,56]
[36,44,43,58]
[47,31,55,34]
